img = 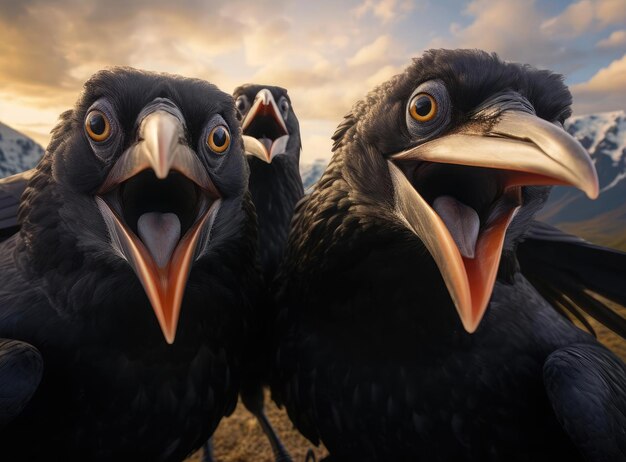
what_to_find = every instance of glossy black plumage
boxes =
[519,221,626,337]
[233,84,304,281]
[0,169,32,241]
[0,339,42,426]
[0,68,261,460]
[270,49,626,461]
[227,84,304,462]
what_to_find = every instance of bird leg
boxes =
[201,438,215,462]
[254,407,293,462]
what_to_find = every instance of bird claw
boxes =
[304,448,316,462]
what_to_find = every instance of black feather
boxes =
[0,169,33,241]
[519,221,626,339]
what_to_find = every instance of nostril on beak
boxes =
[257,89,272,106]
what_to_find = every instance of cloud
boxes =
[428,0,583,73]
[542,0,626,38]
[243,17,292,68]
[596,29,626,48]
[0,0,274,105]
[353,0,414,24]
[571,53,626,114]
[348,35,394,67]
[366,64,404,87]
[0,0,408,162]
[0,0,623,165]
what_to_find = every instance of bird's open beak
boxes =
[389,111,599,333]
[241,88,289,163]
[96,109,221,344]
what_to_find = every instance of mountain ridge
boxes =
[0,121,44,178]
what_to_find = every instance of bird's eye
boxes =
[409,93,437,122]
[85,110,111,142]
[235,95,249,114]
[207,125,231,154]
[279,98,290,119]
[405,80,451,140]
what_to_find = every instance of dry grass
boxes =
[185,396,326,462]
[186,302,626,462]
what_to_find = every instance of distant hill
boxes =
[0,121,44,178]
[299,158,328,190]
[538,111,626,250]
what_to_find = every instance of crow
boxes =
[0,67,261,461]
[271,49,626,461]
[234,84,304,281]
[204,85,305,462]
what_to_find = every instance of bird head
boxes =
[331,49,598,334]
[233,84,301,164]
[39,67,247,344]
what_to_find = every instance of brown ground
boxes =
[185,301,626,462]
[185,396,327,462]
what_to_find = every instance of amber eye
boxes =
[207,125,230,153]
[85,110,111,142]
[409,93,437,122]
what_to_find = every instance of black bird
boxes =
[208,85,304,462]
[0,68,261,460]
[271,49,626,461]
[234,84,304,281]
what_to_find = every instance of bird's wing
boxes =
[517,221,626,340]
[0,338,43,426]
[544,343,626,461]
[0,169,33,242]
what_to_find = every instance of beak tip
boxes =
[587,182,600,200]
[163,330,176,345]
[462,322,478,334]
[459,315,479,334]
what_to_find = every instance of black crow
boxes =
[206,84,305,462]
[234,84,304,280]
[0,68,261,461]
[271,49,626,461]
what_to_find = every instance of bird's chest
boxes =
[276,314,578,461]
[5,339,237,461]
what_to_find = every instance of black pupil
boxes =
[414,96,432,117]
[213,127,227,147]
[89,113,106,135]
[237,100,245,110]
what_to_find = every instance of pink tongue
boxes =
[137,212,181,268]
[259,137,273,152]
[433,195,480,259]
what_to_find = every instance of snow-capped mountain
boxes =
[539,110,626,250]
[300,158,328,190]
[0,121,44,178]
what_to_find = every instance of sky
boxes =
[0,0,624,163]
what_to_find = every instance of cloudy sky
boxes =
[0,0,624,163]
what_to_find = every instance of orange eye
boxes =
[207,125,230,153]
[85,110,111,142]
[409,93,437,122]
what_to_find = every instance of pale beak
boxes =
[96,109,221,344]
[389,111,599,333]
[241,88,289,163]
